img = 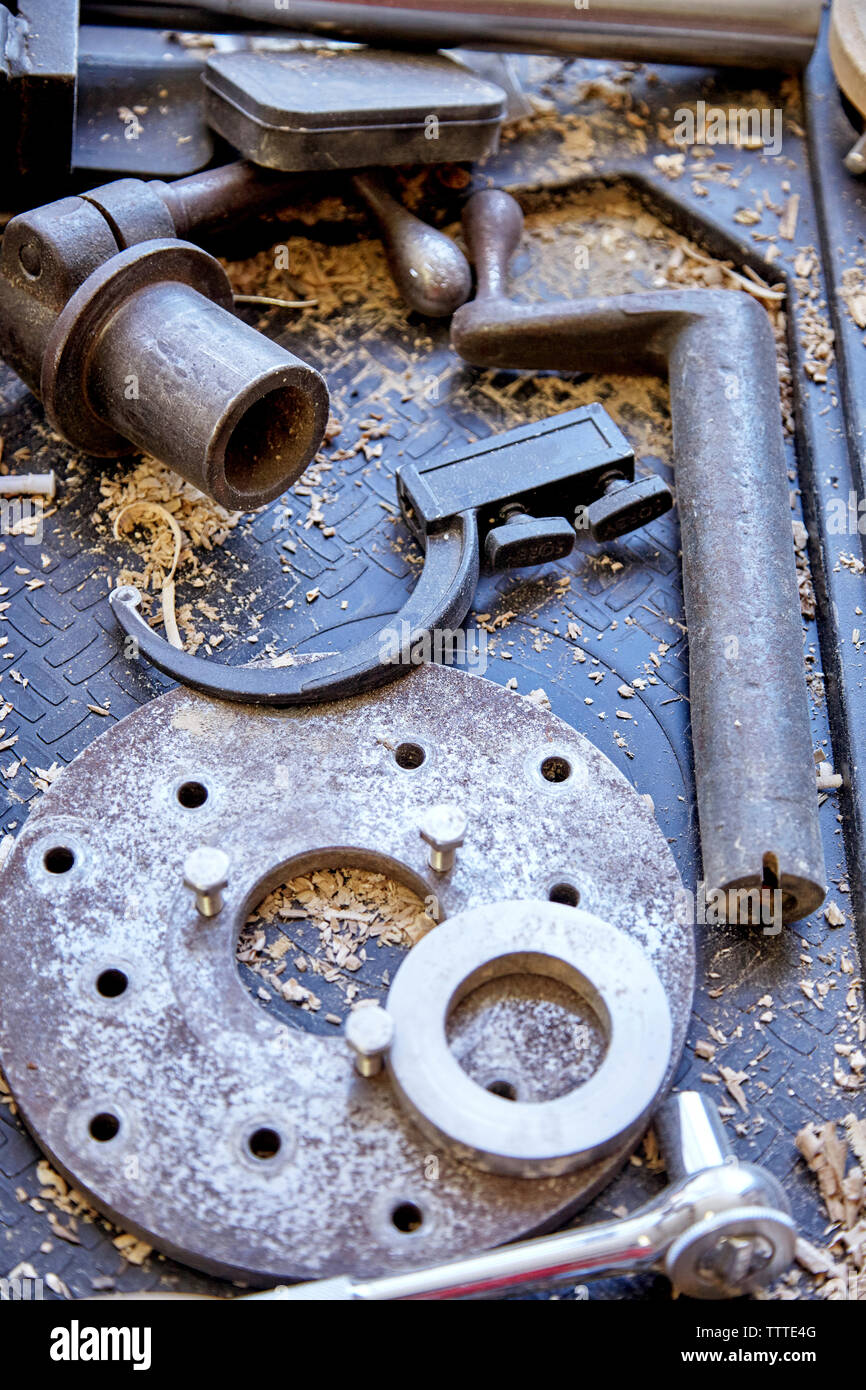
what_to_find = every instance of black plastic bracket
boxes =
[110,403,645,706]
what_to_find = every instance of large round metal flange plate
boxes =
[0,664,693,1283]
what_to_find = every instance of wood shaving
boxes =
[793,1118,866,1298]
[840,264,866,330]
[237,868,437,1024]
[778,193,800,242]
[98,456,241,648]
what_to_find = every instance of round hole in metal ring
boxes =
[447,966,607,1103]
[386,900,673,1178]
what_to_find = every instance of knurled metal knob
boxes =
[584,472,672,543]
[485,504,576,571]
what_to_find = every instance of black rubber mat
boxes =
[0,31,863,1300]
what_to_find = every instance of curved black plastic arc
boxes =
[109,514,480,705]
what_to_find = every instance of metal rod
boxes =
[152,162,301,239]
[113,0,822,68]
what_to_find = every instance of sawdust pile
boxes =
[793,518,817,621]
[510,185,795,440]
[786,1117,866,1300]
[792,249,836,386]
[96,456,241,593]
[228,218,405,321]
[94,456,242,649]
[238,867,437,1022]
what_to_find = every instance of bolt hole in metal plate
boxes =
[0,665,692,1282]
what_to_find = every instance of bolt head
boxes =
[344,1004,394,1059]
[702,1234,767,1287]
[419,804,467,852]
[183,846,229,895]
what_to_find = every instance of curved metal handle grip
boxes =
[460,187,524,302]
[109,515,480,705]
[353,171,471,317]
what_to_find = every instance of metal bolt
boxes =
[499,501,527,525]
[0,470,56,499]
[345,1004,394,1077]
[845,130,866,177]
[597,469,629,499]
[699,1234,768,1289]
[17,241,42,279]
[575,472,627,530]
[183,846,229,918]
[419,803,467,873]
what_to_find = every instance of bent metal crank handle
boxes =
[450,190,826,925]
[110,401,665,702]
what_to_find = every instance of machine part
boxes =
[844,132,866,177]
[396,402,668,551]
[108,402,667,703]
[39,240,328,511]
[583,470,673,544]
[183,845,230,919]
[351,172,472,318]
[0,151,469,495]
[345,1004,394,1077]
[484,503,577,571]
[203,46,505,171]
[114,0,822,69]
[204,47,486,315]
[0,469,55,498]
[0,663,693,1282]
[152,159,472,321]
[830,0,866,174]
[0,0,78,200]
[382,901,672,1177]
[0,173,329,510]
[451,189,825,926]
[245,1092,795,1299]
[418,803,467,873]
[75,23,214,178]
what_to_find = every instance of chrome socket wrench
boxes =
[252,1093,795,1301]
